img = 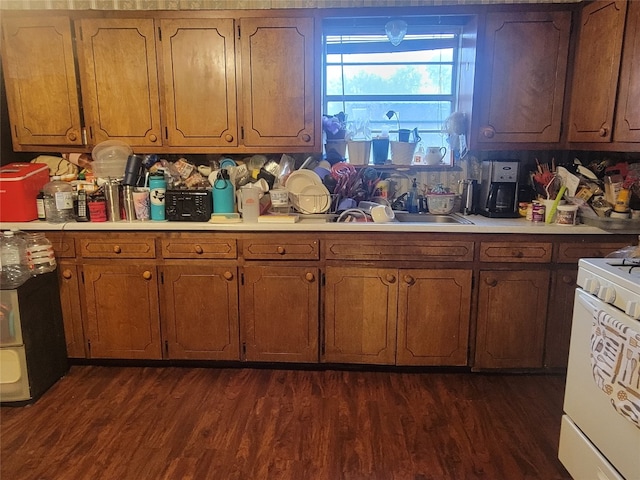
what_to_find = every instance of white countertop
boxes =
[0,215,632,235]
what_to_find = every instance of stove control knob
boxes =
[597,285,616,303]
[585,278,600,295]
[625,301,640,320]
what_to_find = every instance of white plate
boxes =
[285,170,322,196]
[296,184,331,214]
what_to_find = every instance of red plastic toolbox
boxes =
[0,163,50,222]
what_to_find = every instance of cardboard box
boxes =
[0,163,50,222]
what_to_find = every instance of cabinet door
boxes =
[239,17,316,148]
[397,269,472,366]
[476,11,570,144]
[161,263,239,360]
[57,262,86,358]
[83,263,162,359]
[568,0,627,142]
[242,265,319,363]
[323,266,397,365]
[475,270,550,369]
[1,16,82,147]
[544,269,577,369]
[159,19,238,147]
[614,0,640,142]
[77,18,162,147]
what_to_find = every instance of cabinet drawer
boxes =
[242,237,319,260]
[45,233,76,258]
[556,242,632,263]
[79,236,156,258]
[161,235,237,259]
[480,242,552,263]
[325,240,474,262]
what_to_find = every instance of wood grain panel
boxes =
[480,241,552,263]
[242,238,319,260]
[161,235,236,259]
[326,240,474,261]
[614,0,640,142]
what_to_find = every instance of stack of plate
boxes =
[285,170,331,214]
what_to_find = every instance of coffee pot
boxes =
[477,159,520,218]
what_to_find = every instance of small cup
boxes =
[132,188,150,221]
[398,129,411,142]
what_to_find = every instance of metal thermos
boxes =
[103,179,121,222]
[213,169,235,214]
[123,154,144,187]
[122,185,136,222]
[460,179,477,215]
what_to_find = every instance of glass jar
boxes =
[43,176,74,223]
[25,233,56,275]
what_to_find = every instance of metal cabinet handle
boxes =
[194,245,203,254]
[62,269,72,279]
[277,246,286,255]
[113,245,122,254]
[224,271,233,281]
[142,271,152,280]
[305,272,315,282]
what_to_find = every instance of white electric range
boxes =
[559,258,640,480]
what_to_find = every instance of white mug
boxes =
[371,204,395,223]
[425,146,447,165]
[237,185,261,222]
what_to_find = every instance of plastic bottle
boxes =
[213,169,235,214]
[0,230,30,288]
[25,232,57,275]
[149,172,167,221]
[407,178,419,213]
[43,176,74,223]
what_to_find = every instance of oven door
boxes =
[560,289,640,480]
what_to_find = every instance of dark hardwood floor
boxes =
[1,366,571,480]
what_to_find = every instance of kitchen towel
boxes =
[591,309,640,429]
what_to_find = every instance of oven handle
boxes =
[576,289,601,317]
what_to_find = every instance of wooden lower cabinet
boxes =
[323,266,398,365]
[475,270,550,369]
[397,269,472,366]
[323,266,471,366]
[544,268,577,369]
[57,261,86,358]
[161,263,239,360]
[241,264,319,363]
[82,262,162,359]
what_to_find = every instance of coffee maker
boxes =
[478,159,520,218]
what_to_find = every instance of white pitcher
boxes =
[237,184,261,222]
[425,146,447,165]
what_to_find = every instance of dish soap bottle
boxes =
[407,178,419,213]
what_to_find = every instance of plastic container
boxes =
[426,194,457,214]
[556,204,579,226]
[43,176,74,223]
[25,233,56,275]
[0,230,30,288]
[0,162,50,222]
[390,141,417,165]
[91,140,132,179]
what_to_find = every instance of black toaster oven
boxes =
[165,189,212,222]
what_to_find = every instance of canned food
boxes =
[531,202,545,223]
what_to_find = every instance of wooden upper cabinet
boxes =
[239,17,316,148]
[476,11,570,144]
[159,19,238,148]
[614,0,640,142]
[1,16,83,147]
[76,18,162,147]
[568,0,627,143]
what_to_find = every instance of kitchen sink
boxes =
[392,212,473,224]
